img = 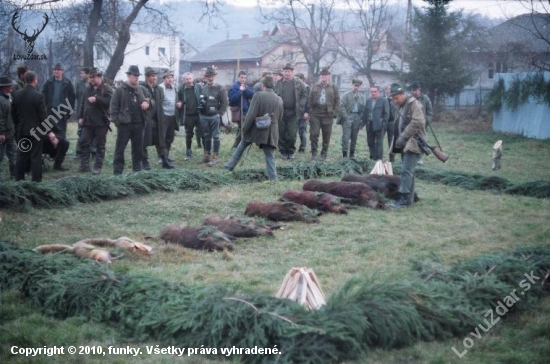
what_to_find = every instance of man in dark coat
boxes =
[77,68,113,174]
[0,75,17,180]
[41,63,75,139]
[12,71,61,181]
[140,67,172,169]
[110,65,150,174]
[224,75,283,181]
[363,85,389,161]
[177,72,202,161]
[389,83,426,208]
[274,63,307,160]
[295,72,310,153]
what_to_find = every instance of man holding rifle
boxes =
[389,83,426,209]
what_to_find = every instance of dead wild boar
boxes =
[244,200,320,223]
[159,224,235,251]
[302,180,383,209]
[202,215,274,238]
[279,189,349,214]
[341,174,419,201]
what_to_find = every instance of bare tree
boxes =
[508,1,550,71]
[47,0,227,81]
[332,0,397,85]
[258,0,342,81]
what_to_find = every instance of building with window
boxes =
[95,32,180,85]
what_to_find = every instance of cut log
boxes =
[275,267,327,310]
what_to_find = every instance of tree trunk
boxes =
[105,0,149,81]
[83,0,103,67]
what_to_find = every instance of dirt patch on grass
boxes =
[436,109,493,133]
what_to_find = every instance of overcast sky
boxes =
[225,0,546,19]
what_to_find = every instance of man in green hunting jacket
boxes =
[389,83,426,208]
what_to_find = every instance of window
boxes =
[283,50,294,60]
[158,47,166,57]
[145,46,149,55]
[331,74,341,88]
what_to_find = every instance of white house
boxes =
[96,31,180,85]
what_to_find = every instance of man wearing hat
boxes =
[0,75,17,180]
[158,70,178,167]
[76,68,113,174]
[224,75,282,181]
[411,81,432,128]
[274,63,307,160]
[110,65,151,174]
[140,67,172,170]
[388,83,426,208]
[74,67,95,162]
[41,63,75,140]
[295,72,310,153]
[198,66,228,166]
[306,66,340,161]
[12,71,60,181]
[338,79,365,158]
[272,69,283,83]
[363,85,389,161]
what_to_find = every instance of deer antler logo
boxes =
[12,10,49,54]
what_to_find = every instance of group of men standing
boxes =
[1,61,433,208]
[0,63,74,182]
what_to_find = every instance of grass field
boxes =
[1,112,550,363]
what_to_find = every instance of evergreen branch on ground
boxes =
[0,161,548,210]
[1,241,549,364]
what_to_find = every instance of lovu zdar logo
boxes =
[12,10,49,54]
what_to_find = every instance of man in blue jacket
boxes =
[228,71,254,149]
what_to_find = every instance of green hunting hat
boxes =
[162,70,174,78]
[282,63,294,70]
[53,63,64,70]
[0,75,16,87]
[273,69,283,76]
[204,66,217,76]
[352,79,363,86]
[89,67,102,77]
[410,81,421,90]
[126,65,141,76]
[389,83,405,96]
[144,67,157,76]
[319,67,330,75]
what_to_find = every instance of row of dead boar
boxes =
[34,174,412,262]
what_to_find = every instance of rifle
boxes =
[414,135,449,163]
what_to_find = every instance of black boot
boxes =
[390,193,410,209]
[343,151,348,158]
[161,155,174,169]
[349,150,355,159]
[142,159,151,171]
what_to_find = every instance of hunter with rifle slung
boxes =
[388,83,426,208]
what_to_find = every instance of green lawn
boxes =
[1,113,549,363]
